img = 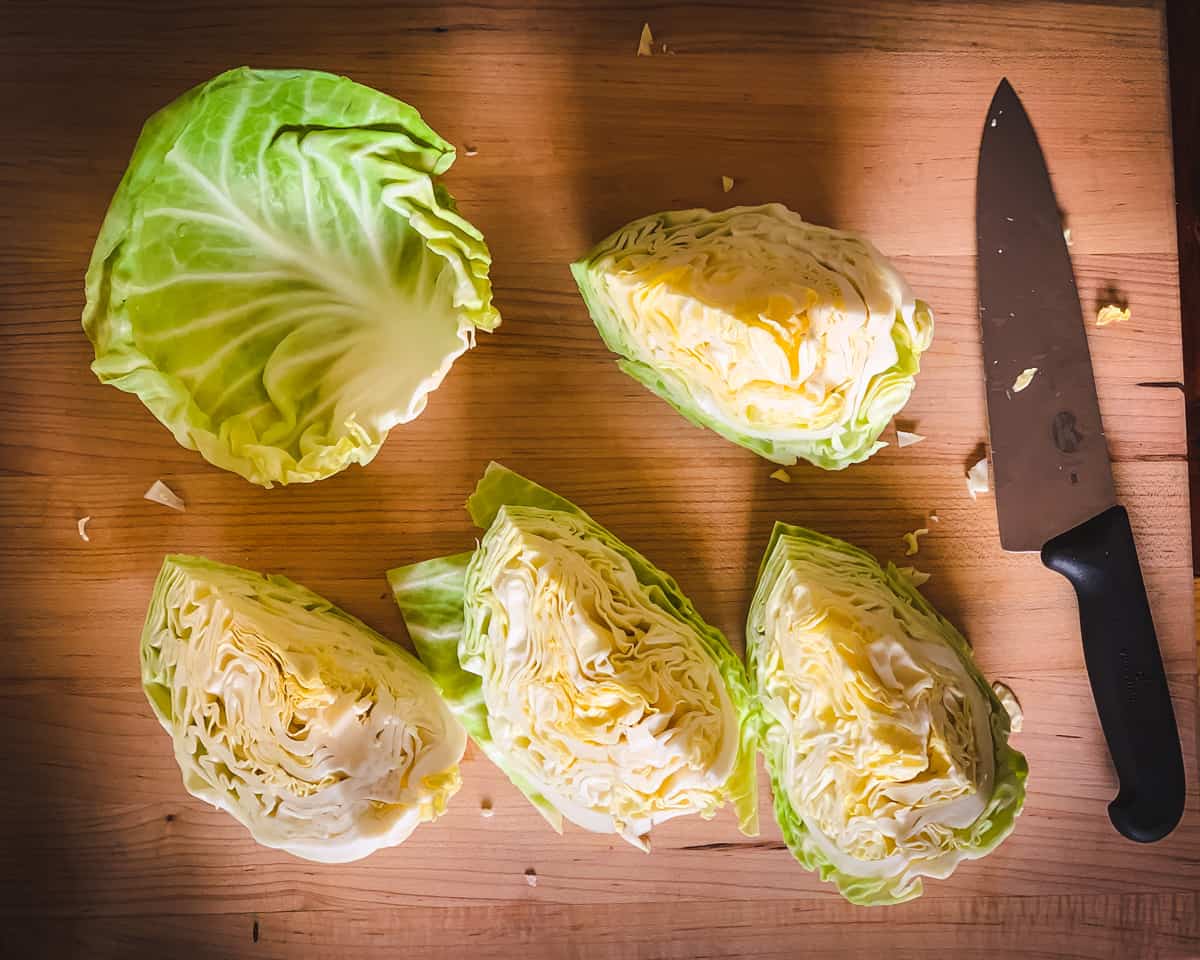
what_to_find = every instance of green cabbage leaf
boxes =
[85,67,498,487]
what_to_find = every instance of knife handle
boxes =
[1041,505,1186,842]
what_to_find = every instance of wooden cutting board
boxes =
[1,1,1196,957]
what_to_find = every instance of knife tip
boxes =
[985,77,1022,127]
[992,77,1015,102]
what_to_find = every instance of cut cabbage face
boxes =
[84,68,499,487]
[388,463,758,850]
[746,525,1026,904]
[571,204,933,470]
[142,555,466,863]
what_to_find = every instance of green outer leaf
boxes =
[465,460,586,528]
[570,205,933,470]
[388,462,760,837]
[84,67,499,488]
[746,522,1028,905]
[386,552,562,830]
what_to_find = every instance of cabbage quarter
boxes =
[747,525,1027,904]
[389,463,758,850]
[142,555,466,863]
[572,204,932,470]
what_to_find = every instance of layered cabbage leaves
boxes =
[746,524,1026,904]
[571,204,932,470]
[388,463,758,850]
[141,555,466,862]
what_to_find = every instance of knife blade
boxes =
[976,78,1185,842]
[977,81,1115,552]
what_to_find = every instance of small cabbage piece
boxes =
[84,67,499,487]
[388,463,758,850]
[141,555,466,863]
[1011,367,1038,393]
[966,456,991,499]
[571,204,933,470]
[747,524,1026,905]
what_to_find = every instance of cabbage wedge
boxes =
[571,204,932,470]
[747,524,1026,904]
[142,555,466,863]
[388,463,758,850]
[85,67,499,487]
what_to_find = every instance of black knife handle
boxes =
[1041,505,1185,842]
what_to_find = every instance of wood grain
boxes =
[0,1,1196,958]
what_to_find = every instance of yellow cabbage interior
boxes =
[463,507,739,850]
[143,560,466,863]
[595,206,921,442]
[756,562,994,886]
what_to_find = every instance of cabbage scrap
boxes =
[141,555,466,862]
[144,479,185,511]
[571,204,933,470]
[902,527,929,556]
[1096,303,1130,327]
[388,463,759,850]
[966,457,991,499]
[746,525,1027,905]
[84,68,498,487]
[1011,367,1038,393]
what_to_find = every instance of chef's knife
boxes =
[976,78,1185,842]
